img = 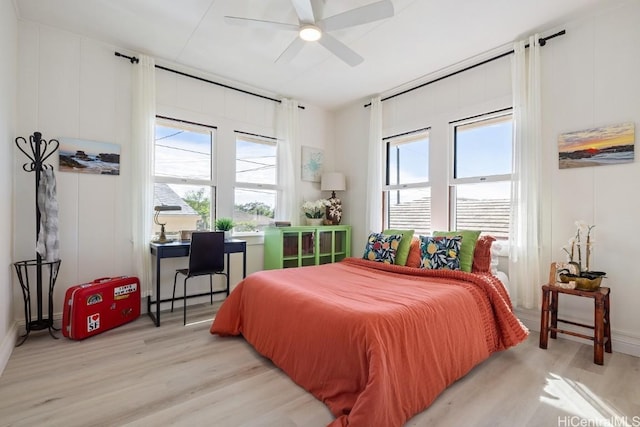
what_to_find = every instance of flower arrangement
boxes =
[562,220,595,272]
[302,199,329,218]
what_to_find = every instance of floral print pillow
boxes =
[363,232,403,264]
[419,235,462,270]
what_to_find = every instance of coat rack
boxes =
[13,132,62,346]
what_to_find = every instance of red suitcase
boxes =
[62,276,140,340]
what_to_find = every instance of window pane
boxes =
[155,124,212,180]
[153,183,213,237]
[454,182,510,239]
[386,187,431,235]
[455,115,512,179]
[234,188,276,232]
[387,134,429,186]
[236,136,276,185]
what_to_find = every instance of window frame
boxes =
[154,116,217,231]
[449,110,513,236]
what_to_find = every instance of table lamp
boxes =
[321,172,346,224]
[153,205,181,243]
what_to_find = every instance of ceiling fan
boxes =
[224,0,394,66]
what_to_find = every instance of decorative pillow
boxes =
[362,232,403,264]
[405,237,422,268]
[383,229,414,266]
[472,235,496,273]
[419,235,462,270]
[433,230,481,273]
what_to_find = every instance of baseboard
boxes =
[515,307,640,358]
[0,322,18,376]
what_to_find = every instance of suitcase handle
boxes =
[93,276,125,283]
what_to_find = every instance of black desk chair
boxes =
[171,231,227,325]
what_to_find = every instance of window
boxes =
[234,133,277,232]
[383,129,430,234]
[154,118,215,237]
[451,112,512,239]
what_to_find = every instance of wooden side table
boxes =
[539,284,611,365]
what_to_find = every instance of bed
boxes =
[210,257,528,427]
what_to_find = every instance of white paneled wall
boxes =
[14,21,334,322]
[1,0,18,372]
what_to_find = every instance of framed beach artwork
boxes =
[558,122,635,169]
[59,138,121,175]
[301,146,323,182]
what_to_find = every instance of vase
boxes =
[306,218,323,226]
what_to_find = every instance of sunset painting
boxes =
[558,122,635,169]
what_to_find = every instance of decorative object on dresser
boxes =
[153,205,181,243]
[302,199,329,225]
[13,131,62,346]
[321,172,346,224]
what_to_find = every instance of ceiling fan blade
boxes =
[275,37,306,64]
[319,0,394,32]
[318,32,363,67]
[291,0,315,24]
[310,0,325,22]
[224,16,299,32]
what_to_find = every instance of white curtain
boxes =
[509,35,542,309]
[365,96,383,233]
[276,98,299,224]
[131,55,156,297]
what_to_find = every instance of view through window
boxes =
[234,133,277,232]
[384,129,430,234]
[153,118,215,238]
[451,112,513,239]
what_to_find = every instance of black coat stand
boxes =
[13,132,62,346]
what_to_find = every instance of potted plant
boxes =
[215,217,234,240]
[302,199,329,226]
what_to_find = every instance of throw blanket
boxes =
[36,168,60,262]
[212,258,528,426]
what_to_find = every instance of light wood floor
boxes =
[0,304,638,427]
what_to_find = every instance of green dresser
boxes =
[264,225,352,270]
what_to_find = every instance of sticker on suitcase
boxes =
[114,283,138,300]
[87,313,100,332]
[86,293,103,305]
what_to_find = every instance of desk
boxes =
[149,239,246,326]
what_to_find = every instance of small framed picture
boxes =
[301,146,323,182]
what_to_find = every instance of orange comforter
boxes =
[211,258,528,427]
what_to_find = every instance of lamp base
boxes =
[325,196,342,225]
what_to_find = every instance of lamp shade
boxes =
[321,172,346,192]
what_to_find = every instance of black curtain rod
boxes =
[114,52,305,110]
[156,115,217,130]
[382,126,430,141]
[234,130,277,141]
[364,29,566,108]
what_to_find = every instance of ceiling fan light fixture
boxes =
[299,25,322,41]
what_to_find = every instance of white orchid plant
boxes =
[562,220,595,272]
[302,199,330,219]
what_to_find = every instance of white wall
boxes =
[13,22,334,328]
[335,0,640,356]
[0,0,18,374]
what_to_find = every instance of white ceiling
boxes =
[15,0,611,110]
